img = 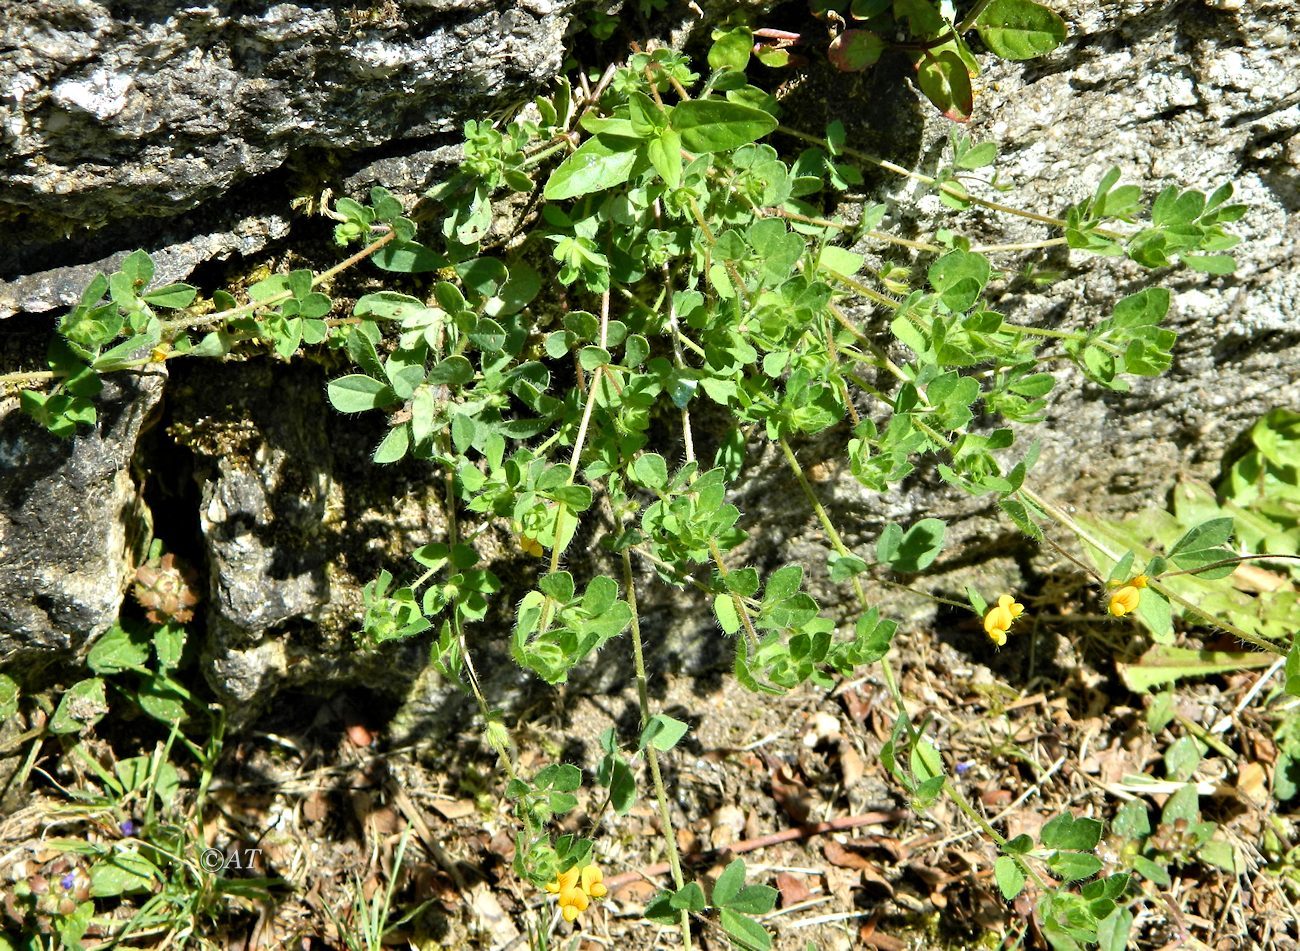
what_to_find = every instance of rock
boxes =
[0,0,576,315]
[784,0,1300,570]
[166,359,445,714]
[5,0,1298,718]
[0,369,165,658]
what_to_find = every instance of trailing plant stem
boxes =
[1020,486,1283,655]
[622,549,692,951]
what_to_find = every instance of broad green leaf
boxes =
[670,99,777,153]
[712,858,747,907]
[49,678,108,734]
[669,882,707,912]
[327,375,396,412]
[641,714,689,751]
[90,851,160,896]
[87,624,150,673]
[917,50,973,123]
[1182,254,1236,274]
[1117,644,1276,693]
[0,674,19,720]
[709,25,753,72]
[1047,850,1103,882]
[714,594,741,634]
[544,134,642,201]
[883,518,946,573]
[1040,813,1103,851]
[976,0,1067,60]
[373,424,410,464]
[994,855,1025,900]
[142,283,198,309]
[373,240,446,273]
[828,30,885,71]
[720,908,772,949]
[647,128,684,189]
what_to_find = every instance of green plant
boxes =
[3,621,276,948]
[324,829,432,951]
[728,0,1069,121]
[4,13,1278,946]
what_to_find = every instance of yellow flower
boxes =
[1109,585,1141,617]
[519,534,543,558]
[545,862,607,922]
[983,594,1024,646]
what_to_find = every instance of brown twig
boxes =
[604,809,907,892]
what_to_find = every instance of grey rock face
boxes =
[766,0,1300,627]
[937,0,1299,520]
[167,359,447,712]
[0,0,575,315]
[0,371,165,659]
[3,0,1297,714]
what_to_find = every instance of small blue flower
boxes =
[955,761,973,776]
[120,819,138,836]
[61,871,76,890]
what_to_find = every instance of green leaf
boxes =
[1118,644,1276,693]
[1040,813,1103,851]
[828,553,868,582]
[428,355,475,385]
[633,453,669,489]
[712,859,748,907]
[720,908,772,950]
[1098,907,1134,951]
[142,283,198,309]
[883,518,946,573]
[373,240,446,273]
[49,678,109,734]
[917,50,973,123]
[1182,253,1236,274]
[670,99,778,154]
[135,678,189,724]
[87,624,150,673]
[1166,517,1235,577]
[327,375,396,412]
[641,714,689,751]
[647,129,684,189]
[928,249,990,312]
[608,757,636,814]
[0,674,18,721]
[994,855,1025,900]
[727,883,779,915]
[828,30,885,71]
[976,0,1067,60]
[1004,834,1033,854]
[669,881,707,912]
[373,425,410,464]
[90,851,160,896]
[544,134,642,201]
[1047,851,1103,882]
[709,25,754,72]
[1286,641,1300,698]
[714,593,741,634]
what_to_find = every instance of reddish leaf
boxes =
[916,49,974,122]
[829,30,886,72]
[775,872,813,907]
[823,840,875,870]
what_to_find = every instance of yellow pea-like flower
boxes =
[1109,585,1141,617]
[983,594,1024,646]
[545,862,607,923]
[581,863,607,899]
